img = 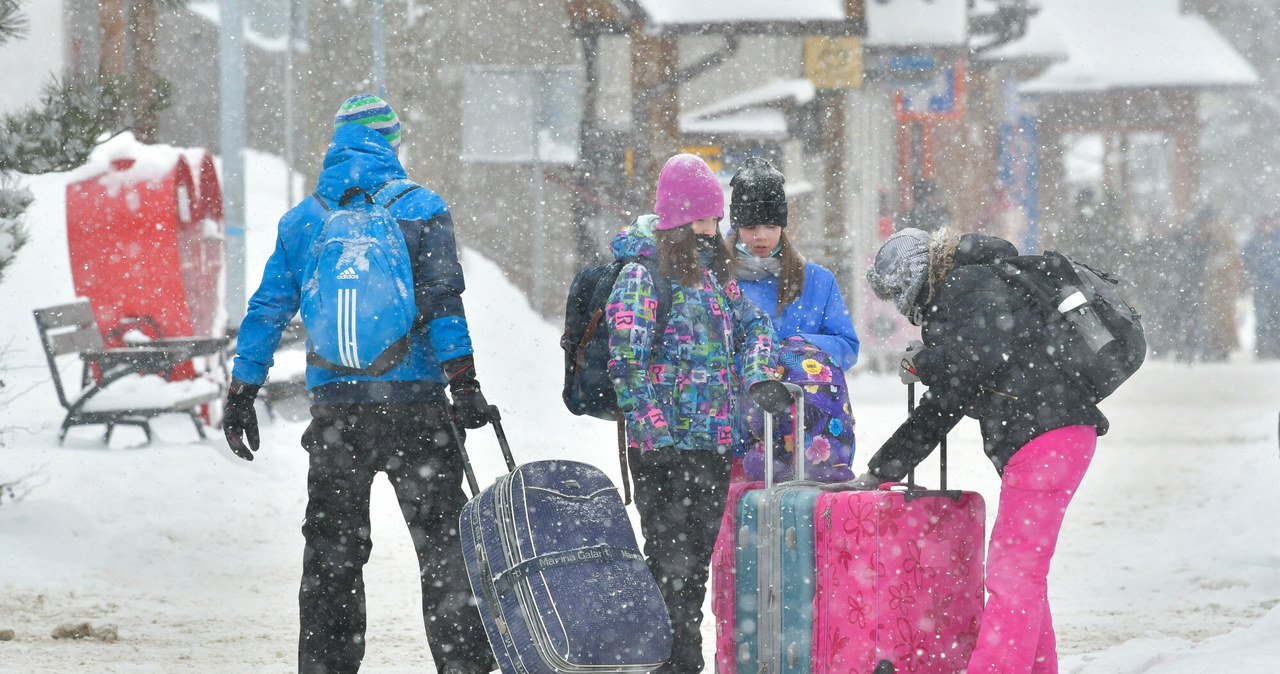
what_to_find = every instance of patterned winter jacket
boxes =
[606,216,779,453]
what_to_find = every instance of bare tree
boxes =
[96,0,186,141]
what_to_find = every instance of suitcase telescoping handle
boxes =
[761,382,806,488]
[447,404,518,498]
[904,382,961,503]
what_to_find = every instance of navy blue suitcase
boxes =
[457,409,671,674]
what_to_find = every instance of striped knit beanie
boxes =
[334,94,402,151]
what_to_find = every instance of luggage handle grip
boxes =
[905,382,949,493]
[881,482,964,503]
[762,382,806,488]
[449,404,518,498]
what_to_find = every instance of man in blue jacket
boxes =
[223,94,494,674]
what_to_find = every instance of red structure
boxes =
[65,144,226,378]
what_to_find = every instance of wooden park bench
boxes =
[33,300,228,444]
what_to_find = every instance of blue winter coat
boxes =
[231,124,473,404]
[735,261,860,370]
[606,216,778,453]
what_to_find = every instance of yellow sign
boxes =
[679,145,722,173]
[805,37,864,90]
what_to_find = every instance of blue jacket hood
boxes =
[316,124,407,202]
[611,214,659,260]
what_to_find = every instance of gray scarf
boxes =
[733,241,784,281]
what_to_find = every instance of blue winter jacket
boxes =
[231,124,472,404]
[735,261,860,370]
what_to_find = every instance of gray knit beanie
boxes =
[867,228,932,318]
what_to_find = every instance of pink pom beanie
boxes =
[653,154,725,230]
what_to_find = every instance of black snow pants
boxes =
[297,400,492,674]
[628,447,731,674]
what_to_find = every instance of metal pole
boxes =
[220,0,247,326]
[531,72,548,313]
[532,150,546,313]
[372,0,387,99]
[283,0,296,205]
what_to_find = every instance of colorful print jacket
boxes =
[606,216,778,453]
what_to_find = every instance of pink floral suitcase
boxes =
[711,478,762,674]
[811,484,985,673]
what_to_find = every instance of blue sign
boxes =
[899,64,959,115]
[999,115,1040,252]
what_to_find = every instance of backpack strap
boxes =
[306,334,412,377]
[339,186,373,206]
[616,410,632,505]
[311,181,420,214]
[371,178,421,211]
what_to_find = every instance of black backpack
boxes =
[990,250,1146,402]
[561,256,672,420]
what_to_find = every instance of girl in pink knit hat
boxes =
[602,153,787,673]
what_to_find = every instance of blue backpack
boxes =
[302,180,421,376]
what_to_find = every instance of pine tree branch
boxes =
[0,72,133,174]
[0,177,30,282]
[0,0,27,45]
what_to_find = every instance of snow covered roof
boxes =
[1003,0,1258,93]
[865,0,968,48]
[632,0,858,34]
[635,0,844,25]
[687,79,817,119]
[680,79,817,139]
[681,109,790,140]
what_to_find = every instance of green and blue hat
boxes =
[334,94,402,151]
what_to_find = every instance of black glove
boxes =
[748,379,793,416]
[899,340,925,385]
[223,378,261,461]
[848,472,885,491]
[443,355,490,429]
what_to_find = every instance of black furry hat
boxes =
[729,157,787,228]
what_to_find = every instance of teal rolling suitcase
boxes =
[735,383,821,674]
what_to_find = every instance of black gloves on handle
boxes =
[223,378,261,461]
[899,340,925,385]
[442,355,491,429]
[748,379,794,416]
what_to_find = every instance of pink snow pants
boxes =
[965,425,1097,674]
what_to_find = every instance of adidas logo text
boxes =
[336,267,359,280]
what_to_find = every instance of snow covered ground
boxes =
[2,148,1280,672]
